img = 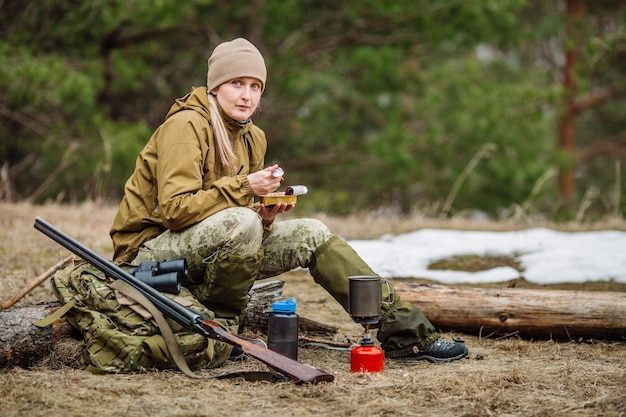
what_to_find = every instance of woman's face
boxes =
[213,77,263,121]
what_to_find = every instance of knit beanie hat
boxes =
[207,38,267,93]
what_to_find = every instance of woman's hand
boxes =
[257,202,294,222]
[248,164,294,222]
[247,164,284,196]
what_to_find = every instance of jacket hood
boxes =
[165,86,212,121]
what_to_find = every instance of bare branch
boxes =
[574,83,625,113]
[578,130,626,163]
[0,104,48,138]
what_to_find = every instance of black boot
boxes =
[393,338,468,363]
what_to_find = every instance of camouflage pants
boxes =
[133,207,332,282]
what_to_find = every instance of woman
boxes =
[110,38,468,365]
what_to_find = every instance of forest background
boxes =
[1,0,625,221]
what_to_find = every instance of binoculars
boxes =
[128,258,187,294]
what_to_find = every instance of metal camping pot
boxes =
[348,276,394,324]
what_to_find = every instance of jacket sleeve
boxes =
[154,114,255,231]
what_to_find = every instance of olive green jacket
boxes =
[110,87,267,262]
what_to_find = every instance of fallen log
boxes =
[0,279,337,369]
[0,302,77,368]
[242,279,284,332]
[394,281,626,341]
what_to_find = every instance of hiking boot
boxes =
[395,338,469,363]
[228,337,268,361]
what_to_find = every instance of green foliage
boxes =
[414,56,559,214]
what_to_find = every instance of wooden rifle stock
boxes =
[34,217,334,384]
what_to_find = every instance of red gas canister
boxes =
[350,334,384,373]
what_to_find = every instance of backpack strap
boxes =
[109,280,202,379]
[33,299,77,328]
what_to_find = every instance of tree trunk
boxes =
[557,0,586,212]
[394,281,626,341]
[0,279,336,369]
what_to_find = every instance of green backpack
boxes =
[42,260,233,374]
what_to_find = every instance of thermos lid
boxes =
[272,298,297,314]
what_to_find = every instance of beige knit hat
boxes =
[207,38,267,93]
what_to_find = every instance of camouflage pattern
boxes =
[132,207,332,282]
[50,260,233,374]
[133,208,265,282]
[132,207,332,322]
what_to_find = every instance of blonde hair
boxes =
[207,94,238,171]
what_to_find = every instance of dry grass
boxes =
[1,202,625,417]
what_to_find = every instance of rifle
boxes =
[34,217,334,384]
